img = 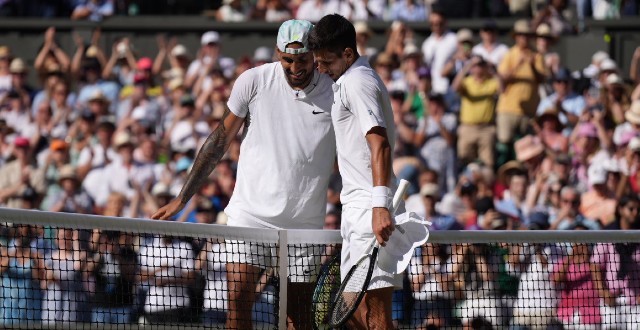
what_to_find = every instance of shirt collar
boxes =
[336,56,369,85]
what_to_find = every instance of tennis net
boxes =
[1,207,640,329]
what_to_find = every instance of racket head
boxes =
[328,246,379,328]
[311,253,341,330]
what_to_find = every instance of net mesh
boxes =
[1,208,640,329]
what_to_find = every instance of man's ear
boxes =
[344,48,356,64]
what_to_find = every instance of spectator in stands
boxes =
[185,31,234,88]
[408,243,460,328]
[389,0,428,22]
[580,164,617,226]
[251,0,292,22]
[442,29,474,84]
[452,55,500,169]
[511,212,564,329]
[354,21,377,60]
[75,58,120,114]
[403,66,431,120]
[103,38,136,86]
[87,230,137,324]
[31,64,68,116]
[537,67,585,128]
[295,0,352,23]
[588,195,640,327]
[0,46,11,97]
[42,227,92,323]
[455,242,509,328]
[48,165,94,214]
[552,225,602,328]
[0,137,45,209]
[533,108,569,155]
[472,20,508,68]
[216,0,249,22]
[496,19,546,164]
[0,227,45,325]
[570,121,611,190]
[603,73,632,125]
[103,131,154,201]
[40,140,71,209]
[532,0,574,35]
[138,235,196,324]
[421,9,457,95]
[1,90,31,138]
[71,0,114,21]
[549,186,601,230]
[34,27,71,79]
[414,92,457,193]
[9,58,36,106]
[77,118,116,178]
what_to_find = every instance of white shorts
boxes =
[224,216,323,283]
[340,207,403,290]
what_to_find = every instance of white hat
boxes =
[131,105,149,121]
[354,21,372,36]
[171,44,189,57]
[599,58,618,72]
[606,73,624,86]
[629,136,640,151]
[456,28,473,43]
[588,164,607,185]
[201,31,220,45]
[420,183,439,199]
[592,51,609,64]
[377,212,430,274]
[402,43,421,58]
[113,131,135,148]
[151,182,173,197]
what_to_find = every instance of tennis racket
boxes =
[327,179,410,328]
[311,252,342,330]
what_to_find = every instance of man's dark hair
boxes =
[308,14,358,56]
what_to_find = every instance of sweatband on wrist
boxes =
[371,186,391,209]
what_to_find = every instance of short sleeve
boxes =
[342,75,388,136]
[226,68,258,118]
[497,50,511,76]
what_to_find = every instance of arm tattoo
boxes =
[178,110,232,204]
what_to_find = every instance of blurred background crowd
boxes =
[0,0,640,329]
[0,0,639,21]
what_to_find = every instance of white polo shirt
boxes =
[225,62,336,229]
[421,31,458,94]
[332,56,396,209]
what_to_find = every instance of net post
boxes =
[277,229,289,329]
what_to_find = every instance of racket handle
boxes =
[391,179,410,234]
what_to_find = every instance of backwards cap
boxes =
[277,20,314,55]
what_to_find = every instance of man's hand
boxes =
[372,207,394,246]
[151,198,186,220]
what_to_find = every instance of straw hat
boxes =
[497,160,526,186]
[535,23,557,40]
[512,19,534,36]
[402,43,421,59]
[9,58,27,74]
[625,101,640,125]
[88,90,110,104]
[514,135,544,162]
[456,28,474,43]
[354,21,373,37]
[58,165,78,182]
[419,183,439,199]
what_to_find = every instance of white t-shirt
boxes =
[139,238,195,313]
[472,42,509,67]
[224,62,336,229]
[421,31,458,94]
[332,56,396,209]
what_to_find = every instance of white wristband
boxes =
[371,186,391,209]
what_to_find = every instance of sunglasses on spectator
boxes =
[561,198,579,205]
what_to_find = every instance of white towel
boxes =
[378,212,431,274]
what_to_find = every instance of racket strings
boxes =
[330,257,372,325]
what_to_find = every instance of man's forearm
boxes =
[178,112,231,204]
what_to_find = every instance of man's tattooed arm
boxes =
[177,110,242,205]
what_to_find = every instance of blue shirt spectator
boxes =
[71,0,114,21]
[389,0,428,22]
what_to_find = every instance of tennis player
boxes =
[309,14,399,329]
[152,20,336,329]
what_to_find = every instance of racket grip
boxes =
[391,179,410,234]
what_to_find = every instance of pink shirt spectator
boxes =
[553,257,601,325]
[591,243,640,302]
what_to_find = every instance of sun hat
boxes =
[9,58,27,74]
[171,44,189,58]
[535,23,556,40]
[514,135,544,162]
[277,19,314,55]
[497,160,526,186]
[201,31,220,45]
[58,165,78,182]
[599,58,618,73]
[588,163,607,185]
[354,21,373,37]
[606,73,624,86]
[137,57,153,71]
[420,183,439,199]
[625,101,640,125]
[456,28,473,43]
[512,19,534,36]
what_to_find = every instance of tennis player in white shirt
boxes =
[309,14,399,329]
[153,20,336,329]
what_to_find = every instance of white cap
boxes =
[606,73,624,86]
[630,137,640,152]
[201,31,220,45]
[171,44,189,57]
[277,19,314,55]
[599,58,618,72]
[592,51,609,64]
[588,164,607,185]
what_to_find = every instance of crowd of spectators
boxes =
[1,0,638,21]
[1,3,640,328]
